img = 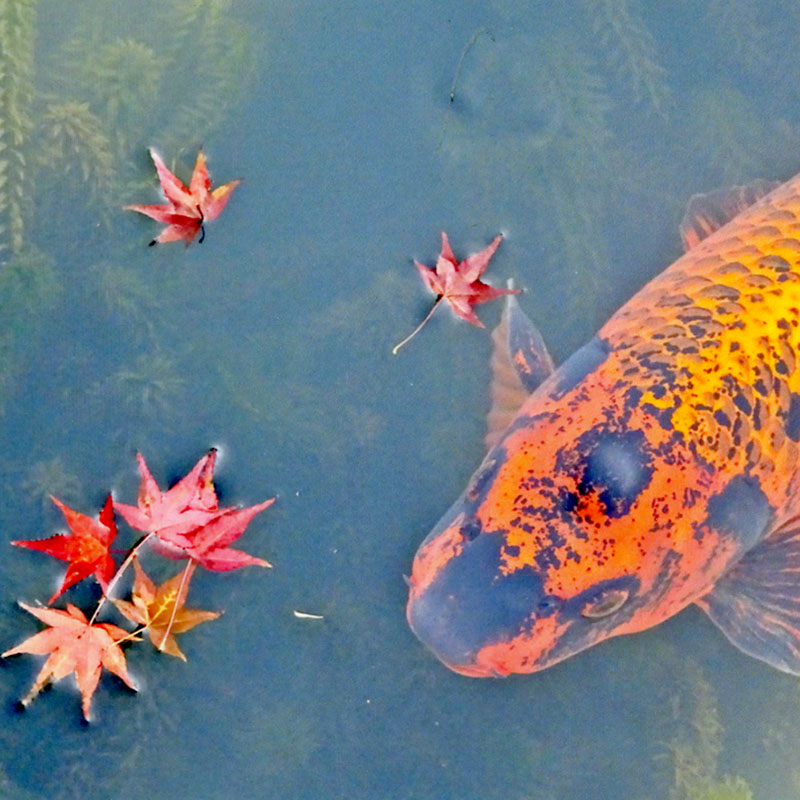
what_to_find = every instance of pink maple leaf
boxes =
[114,450,220,541]
[393,232,519,353]
[126,149,240,245]
[152,501,275,571]
[116,451,273,571]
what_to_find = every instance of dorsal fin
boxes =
[679,179,780,250]
[486,290,554,450]
[695,521,800,674]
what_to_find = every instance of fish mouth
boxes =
[407,589,513,678]
[440,659,510,678]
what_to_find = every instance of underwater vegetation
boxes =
[0,0,35,258]
[35,100,114,208]
[92,351,186,420]
[0,0,258,256]
[434,0,800,348]
[667,663,753,800]
[0,0,799,798]
[20,456,83,515]
[0,0,257,462]
[0,245,59,413]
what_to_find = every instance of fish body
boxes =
[406,175,800,677]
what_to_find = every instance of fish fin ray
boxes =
[486,289,555,450]
[696,523,800,674]
[679,179,780,250]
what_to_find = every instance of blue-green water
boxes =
[1,0,799,797]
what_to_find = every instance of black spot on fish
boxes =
[703,474,773,549]
[714,409,731,427]
[550,337,611,400]
[461,519,482,541]
[733,393,752,415]
[787,393,800,442]
[558,490,579,515]
[641,402,676,431]
[625,386,643,408]
[563,428,655,518]
[535,547,561,571]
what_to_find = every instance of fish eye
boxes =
[581,588,629,620]
[536,595,561,616]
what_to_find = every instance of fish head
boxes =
[407,397,737,676]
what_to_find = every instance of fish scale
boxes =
[604,184,800,505]
[407,172,800,678]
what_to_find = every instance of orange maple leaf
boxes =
[13,495,117,604]
[2,602,137,720]
[113,560,220,660]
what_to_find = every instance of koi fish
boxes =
[407,176,800,677]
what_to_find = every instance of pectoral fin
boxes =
[696,523,800,674]
[679,179,779,250]
[486,291,554,450]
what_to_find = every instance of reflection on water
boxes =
[0,0,800,797]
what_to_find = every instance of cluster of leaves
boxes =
[3,449,273,720]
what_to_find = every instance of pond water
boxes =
[1,1,799,798]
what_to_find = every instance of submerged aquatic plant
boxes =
[0,245,60,414]
[590,0,671,115]
[20,456,83,514]
[56,37,164,156]
[36,100,114,202]
[103,351,186,418]
[88,261,161,333]
[0,0,36,259]
[668,662,754,800]
[153,0,257,152]
[684,85,796,185]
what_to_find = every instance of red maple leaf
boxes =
[116,451,273,571]
[114,450,220,540]
[2,602,137,721]
[158,501,275,571]
[126,149,240,245]
[13,495,117,604]
[392,232,520,353]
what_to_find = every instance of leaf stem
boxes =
[89,532,154,625]
[392,297,443,355]
[158,560,196,651]
[114,626,146,646]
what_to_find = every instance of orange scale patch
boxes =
[408,517,465,597]
[471,613,566,675]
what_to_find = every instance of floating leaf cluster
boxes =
[3,449,273,720]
